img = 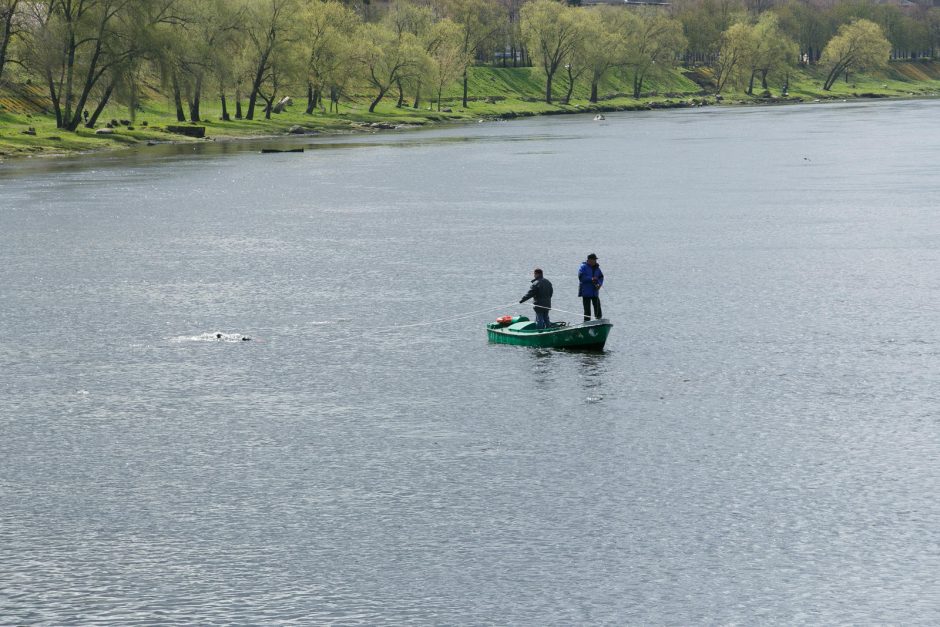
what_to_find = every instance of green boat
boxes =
[486,316,613,350]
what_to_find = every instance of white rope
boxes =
[522,303,596,317]
[538,304,584,317]
[366,301,521,332]
[367,299,595,331]
[313,301,520,345]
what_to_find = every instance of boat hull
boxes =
[487,319,613,350]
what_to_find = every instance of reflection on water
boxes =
[576,350,609,403]
[0,125,582,180]
[305,132,581,152]
[525,347,611,404]
[528,348,557,388]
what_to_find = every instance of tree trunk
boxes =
[590,80,598,103]
[246,90,257,120]
[369,88,386,113]
[0,0,17,83]
[172,74,186,122]
[562,67,574,105]
[46,71,63,128]
[188,74,202,122]
[715,54,737,94]
[305,83,315,114]
[413,81,421,109]
[220,92,230,121]
[64,38,107,131]
[129,87,138,124]
[747,70,755,95]
[396,79,404,107]
[63,31,76,127]
[462,68,468,108]
[545,72,553,104]
[761,69,769,90]
[235,87,243,119]
[823,64,843,91]
[66,17,122,132]
[263,90,275,119]
[246,54,268,120]
[85,81,114,128]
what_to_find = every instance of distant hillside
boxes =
[0,83,50,115]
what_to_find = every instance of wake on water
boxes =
[169,321,349,344]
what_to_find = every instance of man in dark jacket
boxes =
[578,253,604,322]
[520,268,553,329]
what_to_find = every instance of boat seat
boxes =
[507,321,538,332]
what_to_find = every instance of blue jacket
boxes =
[578,262,604,298]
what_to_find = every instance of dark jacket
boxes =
[578,262,604,298]
[521,277,553,309]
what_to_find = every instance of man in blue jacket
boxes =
[578,253,604,322]
[520,268,553,329]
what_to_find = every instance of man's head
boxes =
[533,268,543,279]
[587,253,598,266]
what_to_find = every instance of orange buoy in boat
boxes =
[496,315,513,325]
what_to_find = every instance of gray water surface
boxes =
[2,100,939,624]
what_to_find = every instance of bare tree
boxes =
[244,0,298,120]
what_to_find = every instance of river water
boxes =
[2,100,939,624]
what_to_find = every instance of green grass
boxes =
[695,60,940,103]
[790,62,940,99]
[2,60,940,160]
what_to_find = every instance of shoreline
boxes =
[0,89,936,168]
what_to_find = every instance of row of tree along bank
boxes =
[4,58,939,159]
[1,0,938,130]
[2,0,940,159]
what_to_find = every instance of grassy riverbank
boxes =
[2,60,940,160]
